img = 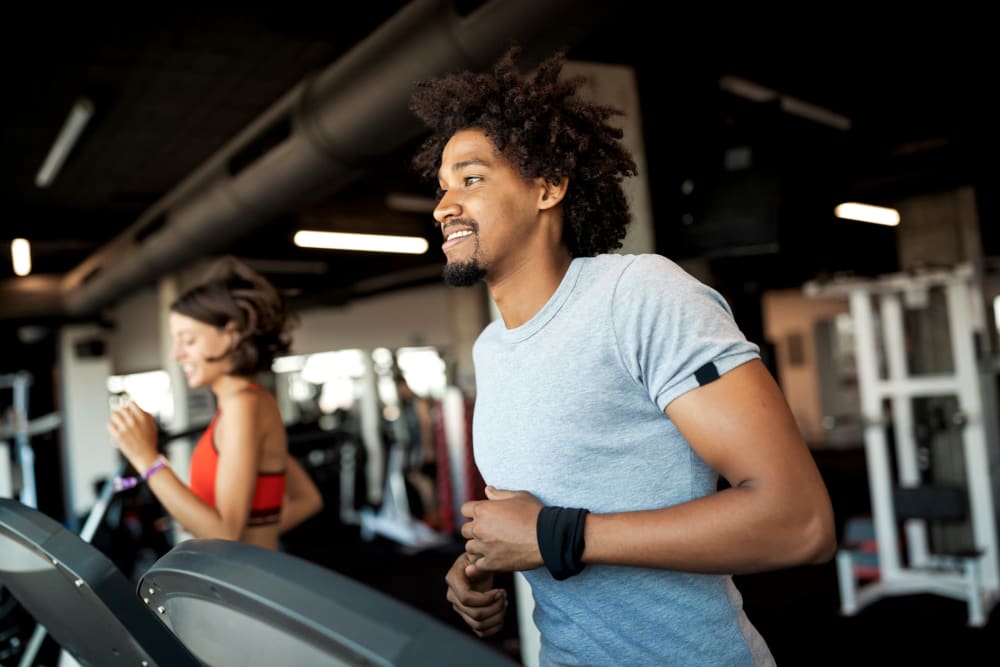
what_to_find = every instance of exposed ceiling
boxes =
[2,2,995,325]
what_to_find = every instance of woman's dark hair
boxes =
[170,256,296,375]
[410,46,638,258]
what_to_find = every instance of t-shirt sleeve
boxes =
[612,254,760,411]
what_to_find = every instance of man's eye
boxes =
[435,187,445,201]
[464,176,481,186]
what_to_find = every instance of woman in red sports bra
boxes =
[108,257,322,551]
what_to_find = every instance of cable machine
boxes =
[806,263,1000,626]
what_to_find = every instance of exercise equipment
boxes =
[1,498,518,666]
[359,440,448,549]
[5,459,156,666]
[359,382,448,549]
[285,417,368,530]
[0,497,201,666]
[140,538,517,666]
[806,263,1000,626]
[1,372,62,508]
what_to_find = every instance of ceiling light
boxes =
[719,76,777,103]
[834,202,900,226]
[385,193,437,214]
[779,96,851,131]
[720,76,851,131]
[293,230,429,254]
[35,97,94,188]
[11,238,32,276]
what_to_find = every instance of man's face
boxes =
[433,128,544,287]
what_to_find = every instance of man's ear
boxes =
[537,177,569,210]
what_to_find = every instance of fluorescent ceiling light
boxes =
[719,76,777,103]
[719,76,851,131]
[834,202,900,226]
[293,230,429,254]
[11,238,32,276]
[385,193,437,214]
[780,97,851,131]
[36,97,95,188]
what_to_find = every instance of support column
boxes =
[57,325,115,529]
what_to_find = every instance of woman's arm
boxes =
[208,394,267,540]
[278,455,324,534]
[109,399,259,541]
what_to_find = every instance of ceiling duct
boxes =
[34,0,608,318]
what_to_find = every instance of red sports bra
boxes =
[189,409,286,526]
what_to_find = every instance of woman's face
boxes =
[169,311,233,388]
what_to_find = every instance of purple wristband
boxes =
[142,456,169,480]
[113,476,139,491]
[113,456,170,492]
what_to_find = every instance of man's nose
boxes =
[433,191,459,226]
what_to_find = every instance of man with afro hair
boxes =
[410,47,834,666]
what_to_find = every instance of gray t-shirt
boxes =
[473,253,773,666]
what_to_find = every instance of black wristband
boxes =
[536,506,590,581]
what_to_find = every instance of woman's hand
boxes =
[107,401,160,472]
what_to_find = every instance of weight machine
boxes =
[0,372,62,508]
[806,263,1000,626]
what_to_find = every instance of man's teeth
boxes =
[447,230,473,241]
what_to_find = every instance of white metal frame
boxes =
[1,373,65,507]
[807,264,1000,626]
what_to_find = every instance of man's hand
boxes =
[461,486,544,572]
[445,552,507,637]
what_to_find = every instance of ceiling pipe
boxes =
[45,0,610,318]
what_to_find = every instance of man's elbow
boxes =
[798,506,837,564]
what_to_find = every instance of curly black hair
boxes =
[410,46,637,258]
[170,256,297,375]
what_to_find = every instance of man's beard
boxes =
[442,259,486,287]
[441,226,485,287]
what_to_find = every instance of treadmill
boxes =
[1,497,518,666]
[0,497,201,666]
[139,538,519,666]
